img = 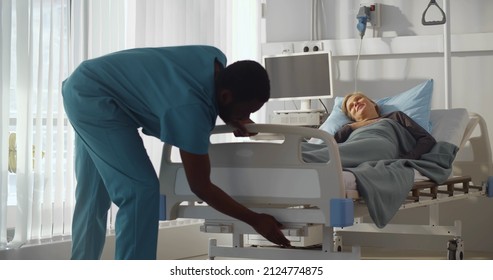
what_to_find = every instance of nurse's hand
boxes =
[251,213,291,248]
[231,119,258,137]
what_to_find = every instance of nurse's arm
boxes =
[179,149,291,247]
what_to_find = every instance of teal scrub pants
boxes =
[62,77,160,260]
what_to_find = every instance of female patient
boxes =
[302,91,437,166]
[333,92,436,165]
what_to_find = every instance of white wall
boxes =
[266,0,493,40]
[263,0,493,253]
[264,0,493,112]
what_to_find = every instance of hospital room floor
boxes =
[184,247,493,260]
[358,247,493,260]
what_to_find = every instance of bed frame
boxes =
[159,111,492,260]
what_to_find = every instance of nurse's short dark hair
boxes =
[215,60,270,103]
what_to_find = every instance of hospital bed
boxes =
[159,108,493,260]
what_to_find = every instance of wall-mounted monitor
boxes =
[263,51,333,110]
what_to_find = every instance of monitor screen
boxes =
[263,51,333,101]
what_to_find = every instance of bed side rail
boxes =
[159,124,349,225]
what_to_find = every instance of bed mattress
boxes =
[343,169,429,199]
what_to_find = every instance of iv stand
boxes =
[443,0,451,109]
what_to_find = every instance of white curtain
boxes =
[0,0,73,249]
[0,0,263,249]
[126,0,262,61]
[0,0,13,248]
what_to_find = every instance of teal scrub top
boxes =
[73,45,227,155]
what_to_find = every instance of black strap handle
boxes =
[422,0,446,26]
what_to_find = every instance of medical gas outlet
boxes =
[358,3,380,29]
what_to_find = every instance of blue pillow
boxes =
[312,79,433,143]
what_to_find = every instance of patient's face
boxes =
[345,94,378,121]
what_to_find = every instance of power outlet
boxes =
[301,41,324,52]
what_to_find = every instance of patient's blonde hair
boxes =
[341,92,380,120]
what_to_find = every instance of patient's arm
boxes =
[387,111,437,159]
[334,118,379,143]
[179,149,291,247]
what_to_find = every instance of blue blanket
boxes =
[302,119,458,228]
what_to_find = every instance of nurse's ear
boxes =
[217,89,233,106]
